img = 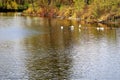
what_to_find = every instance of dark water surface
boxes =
[0,13,120,80]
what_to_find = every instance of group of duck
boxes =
[60,24,104,31]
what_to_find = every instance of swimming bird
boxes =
[61,26,64,30]
[70,25,74,30]
[79,24,82,28]
[96,27,104,31]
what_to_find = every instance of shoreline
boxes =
[21,13,120,25]
[0,11,119,25]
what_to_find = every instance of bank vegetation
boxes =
[1,0,120,23]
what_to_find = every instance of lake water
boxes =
[0,13,120,80]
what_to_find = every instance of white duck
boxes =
[96,27,104,31]
[70,25,74,31]
[79,24,82,28]
[61,26,64,30]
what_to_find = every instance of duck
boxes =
[79,24,82,28]
[96,27,104,31]
[70,25,74,30]
[61,26,64,30]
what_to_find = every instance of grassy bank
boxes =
[22,0,120,23]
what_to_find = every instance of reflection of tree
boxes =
[22,17,118,79]
[98,23,117,41]
[23,18,77,79]
[79,23,117,42]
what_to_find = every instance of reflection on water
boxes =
[0,14,120,80]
